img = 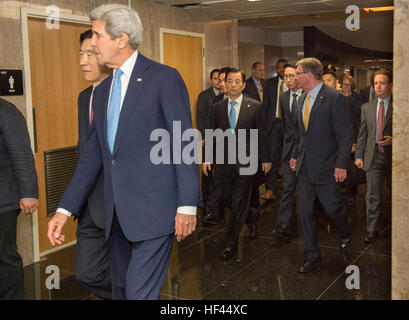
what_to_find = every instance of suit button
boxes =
[111,159,116,165]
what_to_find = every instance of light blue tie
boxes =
[229,100,237,133]
[107,69,123,153]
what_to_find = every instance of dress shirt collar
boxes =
[377,95,391,108]
[228,94,243,108]
[308,81,323,99]
[115,49,138,78]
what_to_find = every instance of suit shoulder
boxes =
[243,96,262,108]
[78,85,93,99]
[0,98,23,120]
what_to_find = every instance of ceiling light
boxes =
[363,6,394,12]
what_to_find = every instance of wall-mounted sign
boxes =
[0,70,23,96]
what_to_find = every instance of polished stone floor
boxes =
[23,183,391,300]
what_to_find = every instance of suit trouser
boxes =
[275,157,297,228]
[365,149,391,232]
[109,211,173,300]
[298,164,350,262]
[76,206,112,299]
[216,170,254,249]
[265,119,283,192]
[0,209,23,300]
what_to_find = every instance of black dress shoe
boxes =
[297,259,320,273]
[340,234,351,249]
[248,224,257,240]
[363,231,379,243]
[199,213,218,226]
[220,246,235,260]
[272,225,289,239]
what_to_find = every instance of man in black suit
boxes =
[203,68,271,259]
[0,98,38,299]
[359,71,376,104]
[262,58,288,201]
[75,29,112,299]
[271,64,303,240]
[243,62,266,102]
[196,69,221,215]
[196,69,221,139]
[290,58,352,273]
[355,69,393,243]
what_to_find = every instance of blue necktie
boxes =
[229,100,237,133]
[107,69,123,153]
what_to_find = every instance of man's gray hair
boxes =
[296,57,323,80]
[90,4,143,49]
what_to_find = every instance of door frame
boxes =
[21,7,91,262]
[159,28,206,91]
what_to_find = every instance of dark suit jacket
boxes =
[77,86,105,229]
[292,84,353,185]
[59,53,201,242]
[0,98,38,213]
[263,76,280,134]
[196,86,217,138]
[280,90,302,161]
[243,77,266,102]
[344,91,362,142]
[206,95,270,176]
[355,97,392,171]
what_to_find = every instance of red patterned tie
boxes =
[377,100,384,153]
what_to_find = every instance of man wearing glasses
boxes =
[290,58,352,273]
[271,64,303,241]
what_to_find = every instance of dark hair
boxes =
[226,68,246,83]
[210,69,220,79]
[219,67,232,79]
[80,29,93,44]
[323,71,338,80]
[323,64,337,74]
[251,62,263,70]
[284,63,296,70]
[276,58,288,66]
[373,69,393,84]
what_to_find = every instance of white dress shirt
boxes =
[58,50,196,217]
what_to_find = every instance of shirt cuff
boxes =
[355,158,363,161]
[177,206,197,215]
[57,208,73,217]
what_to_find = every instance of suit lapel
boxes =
[112,54,150,156]
[221,99,230,130]
[298,92,307,134]
[236,96,249,129]
[384,98,392,130]
[307,86,326,130]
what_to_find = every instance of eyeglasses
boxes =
[295,71,308,76]
[283,74,296,80]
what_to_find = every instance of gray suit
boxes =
[0,97,38,299]
[355,96,392,232]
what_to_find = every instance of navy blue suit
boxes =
[59,53,201,299]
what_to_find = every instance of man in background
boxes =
[75,29,112,299]
[0,97,38,299]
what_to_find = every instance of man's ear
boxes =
[118,33,130,49]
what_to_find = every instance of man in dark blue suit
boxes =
[74,29,112,299]
[290,58,352,273]
[47,4,201,300]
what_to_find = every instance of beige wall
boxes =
[238,44,265,78]
[392,0,409,300]
[0,0,237,266]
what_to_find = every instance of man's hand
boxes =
[289,158,297,172]
[20,198,39,215]
[355,159,363,169]
[334,168,347,182]
[202,163,211,176]
[175,213,197,242]
[47,212,69,246]
[262,162,272,174]
[379,135,392,146]
[351,144,357,153]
